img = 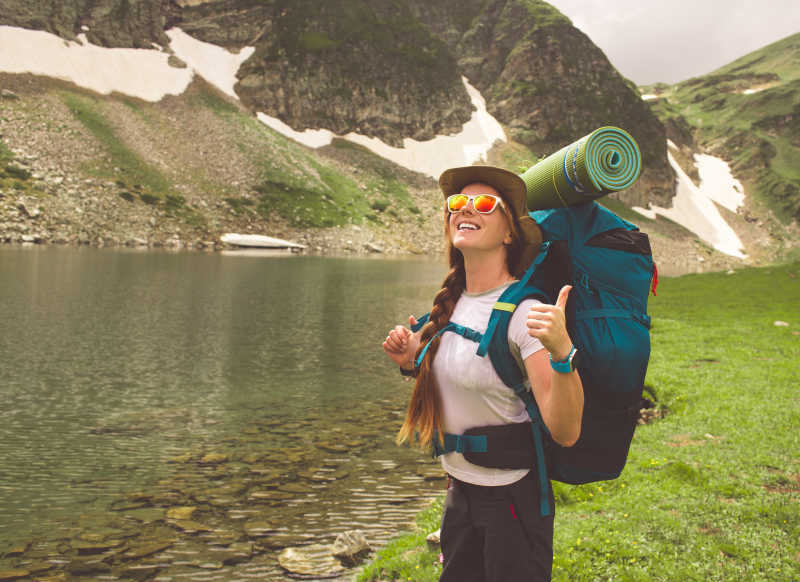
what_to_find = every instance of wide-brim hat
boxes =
[438,165,542,275]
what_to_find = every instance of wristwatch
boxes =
[399,366,418,378]
[549,345,578,373]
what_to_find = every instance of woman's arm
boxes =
[522,349,583,446]
[524,286,584,446]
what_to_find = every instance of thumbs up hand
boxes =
[527,285,573,360]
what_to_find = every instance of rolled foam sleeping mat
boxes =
[519,126,641,210]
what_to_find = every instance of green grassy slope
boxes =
[642,33,800,222]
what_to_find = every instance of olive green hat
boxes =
[438,165,542,274]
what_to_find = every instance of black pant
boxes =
[440,472,554,582]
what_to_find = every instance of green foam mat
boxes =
[520,126,642,210]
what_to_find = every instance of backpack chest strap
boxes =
[414,322,483,368]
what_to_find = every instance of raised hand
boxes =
[382,315,421,369]
[526,285,573,360]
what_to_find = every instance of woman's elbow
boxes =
[552,416,582,447]
[554,428,581,448]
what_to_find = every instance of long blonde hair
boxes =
[397,201,527,449]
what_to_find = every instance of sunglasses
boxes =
[446,193,504,214]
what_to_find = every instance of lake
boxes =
[0,245,448,580]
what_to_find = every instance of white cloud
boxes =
[546,0,800,84]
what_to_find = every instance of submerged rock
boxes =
[242,520,274,538]
[200,452,229,464]
[66,558,111,576]
[168,520,213,533]
[277,545,345,579]
[121,507,165,524]
[0,571,30,581]
[208,541,254,565]
[123,541,174,560]
[72,539,126,555]
[165,506,197,520]
[167,452,193,463]
[117,563,163,580]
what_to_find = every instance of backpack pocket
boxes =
[574,308,650,400]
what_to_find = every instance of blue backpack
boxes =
[412,201,656,516]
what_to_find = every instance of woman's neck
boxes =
[462,250,514,294]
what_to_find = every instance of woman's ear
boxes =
[503,230,513,245]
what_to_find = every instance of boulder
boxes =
[331,530,370,564]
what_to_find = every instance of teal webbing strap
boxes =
[476,310,505,358]
[515,384,552,516]
[414,322,483,368]
[411,313,429,333]
[527,409,552,516]
[414,326,447,368]
[433,433,489,456]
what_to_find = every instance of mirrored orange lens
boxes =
[448,194,468,212]
[474,195,498,213]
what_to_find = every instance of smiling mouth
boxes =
[457,223,480,231]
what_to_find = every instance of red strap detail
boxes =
[651,263,659,296]
[510,503,518,520]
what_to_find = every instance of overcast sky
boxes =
[545,0,800,85]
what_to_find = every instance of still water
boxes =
[0,246,448,580]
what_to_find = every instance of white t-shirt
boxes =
[432,282,545,486]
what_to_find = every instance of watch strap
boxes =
[549,345,577,373]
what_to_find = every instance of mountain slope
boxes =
[641,32,800,223]
[0,73,441,252]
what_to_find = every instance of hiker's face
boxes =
[448,182,513,254]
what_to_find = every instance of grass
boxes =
[358,262,800,581]
[60,91,172,197]
[0,137,46,197]
[0,138,14,163]
[249,133,426,228]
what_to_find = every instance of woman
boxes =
[382,165,584,582]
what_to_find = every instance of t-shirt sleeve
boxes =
[508,298,545,360]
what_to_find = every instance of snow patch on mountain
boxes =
[633,151,746,258]
[0,25,194,101]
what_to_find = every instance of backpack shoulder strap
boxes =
[475,241,552,360]
[478,242,556,517]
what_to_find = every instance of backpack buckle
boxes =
[576,272,593,294]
